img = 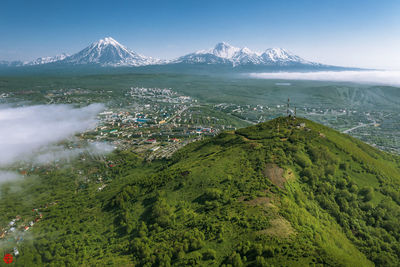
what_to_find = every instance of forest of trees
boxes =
[0,117,399,266]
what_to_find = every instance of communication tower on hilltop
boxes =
[286,98,296,119]
[286,98,290,116]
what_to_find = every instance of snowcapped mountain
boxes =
[25,53,70,66]
[260,48,310,65]
[62,37,160,66]
[4,37,161,67]
[174,42,318,67]
[1,38,343,71]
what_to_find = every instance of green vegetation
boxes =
[1,73,399,154]
[1,117,400,266]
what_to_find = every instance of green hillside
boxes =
[1,117,400,266]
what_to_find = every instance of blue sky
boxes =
[1,0,400,69]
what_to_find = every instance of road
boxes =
[342,122,376,134]
[165,106,189,123]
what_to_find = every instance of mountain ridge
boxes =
[1,37,351,70]
[173,42,319,67]
[26,53,70,66]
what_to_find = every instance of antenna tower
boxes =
[287,98,290,116]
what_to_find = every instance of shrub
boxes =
[228,252,243,267]
[152,198,174,227]
[294,152,312,168]
[204,188,223,200]
[203,249,217,260]
[360,187,374,202]
[255,256,266,266]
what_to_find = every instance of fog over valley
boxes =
[0,103,113,182]
[249,70,400,86]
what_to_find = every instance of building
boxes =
[13,247,19,256]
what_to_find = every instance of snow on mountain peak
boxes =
[25,53,70,66]
[240,47,252,54]
[102,37,118,44]
[261,48,308,64]
[93,37,122,48]
[13,37,163,67]
[62,37,161,66]
[212,42,240,59]
[175,42,311,66]
[264,48,290,59]
[5,38,318,68]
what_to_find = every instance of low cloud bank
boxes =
[32,142,115,165]
[0,104,112,182]
[249,70,400,86]
[0,171,22,183]
[0,104,104,166]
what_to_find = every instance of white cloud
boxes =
[0,171,22,184]
[249,71,400,86]
[31,142,115,165]
[32,145,85,165]
[0,104,105,167]
[87,142,115,155]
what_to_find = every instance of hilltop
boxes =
[107,117,400,266]
[1,117,400,266]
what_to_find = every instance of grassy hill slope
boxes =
[108,117,400,266]
[1,117,400,266]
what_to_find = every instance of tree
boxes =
[360,187,374,202]
[152,198,174,227]
[203,249,217,260]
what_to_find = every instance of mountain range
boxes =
[0,37,343,70]
[172,41,319,67]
